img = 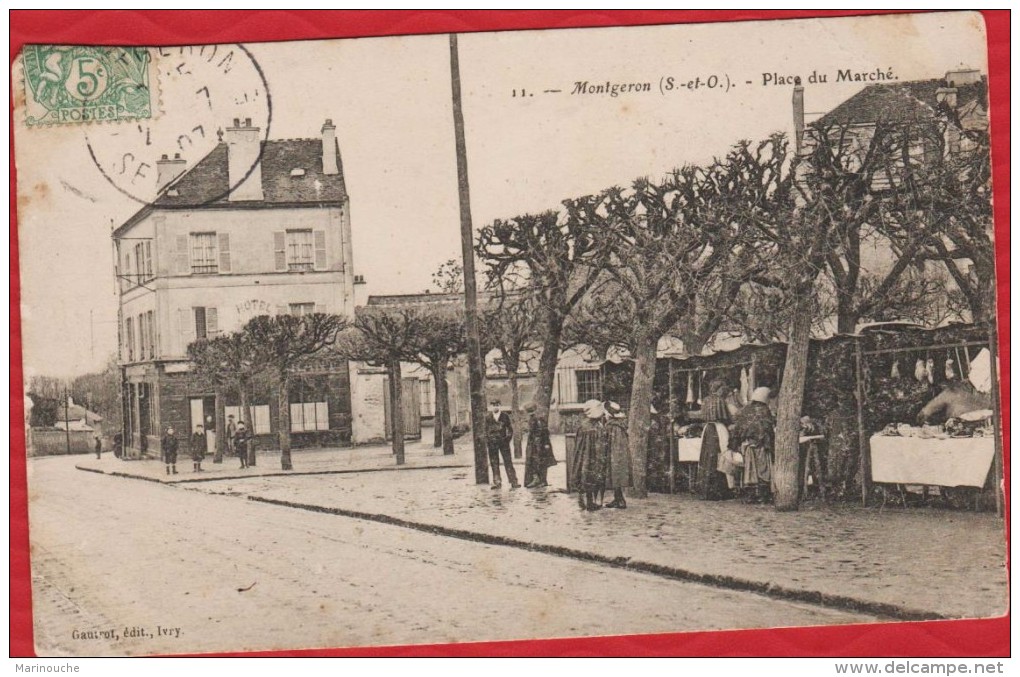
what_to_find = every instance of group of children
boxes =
[159,414,254,475]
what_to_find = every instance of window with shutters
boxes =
[286,229,315,271]
[193,306,219,340]
[138,314,147,360]
[146,311,156,358]
[134,241,153,283]
[190,232,218,274]
[125,319,135,362]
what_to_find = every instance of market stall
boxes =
[854,322,1001,510]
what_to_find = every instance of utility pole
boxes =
[449,33,489,484]
[63,384,71,456]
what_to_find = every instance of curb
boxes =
[74,462,472,485]
[246,495,948,624]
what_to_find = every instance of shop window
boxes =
[224,405,271,435]
[291,401,329,432]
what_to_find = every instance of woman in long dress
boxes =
[603,401,632,508]
[692,378,738,500]
[732,386,776,503]
[523,402,557,488]
[569,400,608,511]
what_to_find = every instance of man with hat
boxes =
[486,399,519,489]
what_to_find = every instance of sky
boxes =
[13,12,989,378]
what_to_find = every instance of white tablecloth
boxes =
[677,438,701,463]
[870,435,995,488]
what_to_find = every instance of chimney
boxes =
[792,79,805,153]
[945,68,982,87]
[156,153,187,192]
[321,119,339,176]
[224,117,263,201]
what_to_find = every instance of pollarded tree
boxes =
[408,304,467,455]
[476,204,608,426]
[593,158,764,498]
[245,313,348,471]
[480,291,541,459]
[353,306,424,465]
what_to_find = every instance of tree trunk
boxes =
[836,299,858,336]
[213,387,225,463]
[533,320,563,425]
[240,384,254,466]
[389,358,406,465]
[278,372,293,471]
[435,362,454,456]
[431,367,444,448]
[626,330,657,499]
[773,290,813,511]
[509,369,523,459]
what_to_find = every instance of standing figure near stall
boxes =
[732,386,776,503]
[570,399,608,511]
[692,378,739,500]
[523,402,557,488]
[647,404,673,493]
[603,401,632,509]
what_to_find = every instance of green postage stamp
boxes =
[21,45,153,125]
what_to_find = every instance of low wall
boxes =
[28,429,96,457]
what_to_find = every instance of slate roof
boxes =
[153,138,348,208]
[812,77,987,128]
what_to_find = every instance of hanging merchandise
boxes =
[891,360,901,379]
[925,357,935,385]
[686,371,695,404]
[749,362,757,392]
[739,367,750,405]
[945,355,956,380]
[697,371,705,406]
[968,348,992,394]
[914,358,926,382]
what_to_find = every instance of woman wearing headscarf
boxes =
[603,401,632,509]
[692,378,738,500]
[570,399,608,511]
[732,386,776,503]
[523,402,557,488]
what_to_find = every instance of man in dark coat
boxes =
[161,427,179,475]
[486,399,519,489]
[94,434,102,460]
[190,424,206,472]
[523,402,557,488]
[234,421,251,469]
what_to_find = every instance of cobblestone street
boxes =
[151,434,1010,621]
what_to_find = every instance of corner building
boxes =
[113,118,357,457]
